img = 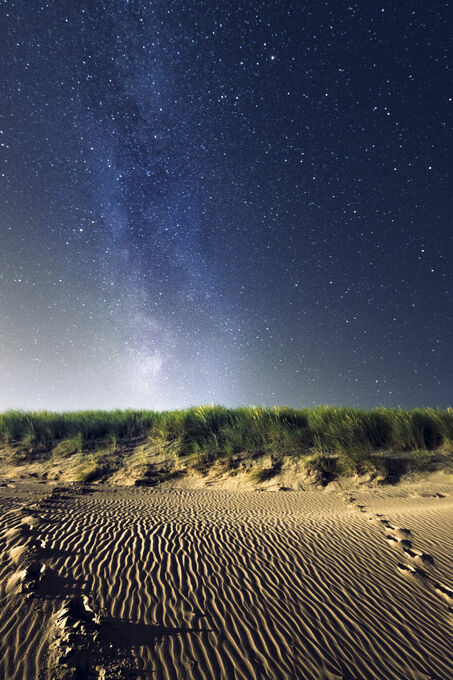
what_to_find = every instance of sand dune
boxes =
[1,482,452,679]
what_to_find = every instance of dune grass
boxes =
[0,406,452,481]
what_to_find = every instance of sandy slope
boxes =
[0,482,452,679]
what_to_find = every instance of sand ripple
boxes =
[0,485,452,679]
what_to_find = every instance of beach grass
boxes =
[0,406,452,480]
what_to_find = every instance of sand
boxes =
[0,480,452,679]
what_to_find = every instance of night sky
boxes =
[0,1,451,411]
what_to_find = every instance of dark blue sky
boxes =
[0,1,451,410]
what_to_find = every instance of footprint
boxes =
[378,519,393,529]
[397,527,411,536]
[49,595,111,679]
[9,544,33,564]
[430,580,453,604]
[386,525,411,539]
[402,547,434,565]
[397,562,427,579]
[20,515,42,529]
[386,534,399,545]
[385,534,412,548]
[5,560,47,596]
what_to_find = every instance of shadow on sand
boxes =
[99,615,214,648]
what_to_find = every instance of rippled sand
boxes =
[1,483,452,679]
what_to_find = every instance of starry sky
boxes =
[0,1,451,411]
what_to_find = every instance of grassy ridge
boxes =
[1,406,452,463]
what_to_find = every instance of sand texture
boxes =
[0,482,452,679]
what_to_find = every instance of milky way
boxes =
[0,1,451,410]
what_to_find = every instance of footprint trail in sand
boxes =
[346,491,453,617]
